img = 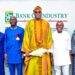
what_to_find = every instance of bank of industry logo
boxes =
[5,10,13,24]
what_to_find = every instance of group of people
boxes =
[0,6,75,75]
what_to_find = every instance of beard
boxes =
[11,22,16,26]
[35,15,41,20]
[11,24,16,26]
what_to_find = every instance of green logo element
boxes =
[5,10,13,24]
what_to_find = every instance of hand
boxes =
[26,53,31,57]
[50,53,54,66]
[22,54,25,59]
[69,50,72,63]
[70,54,72,63]
[4,53,7,59]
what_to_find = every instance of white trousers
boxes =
[54,65,69,75]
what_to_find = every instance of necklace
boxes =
[34,19,43,45]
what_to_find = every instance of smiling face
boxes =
[10,16,17,27]
[56,21,64,33]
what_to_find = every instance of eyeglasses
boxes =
[34,11,41,13]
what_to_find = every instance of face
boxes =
[56,22,64,33]
[33,10,42,20]
[10,16,17,26]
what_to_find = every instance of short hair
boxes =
[56,20,64,26]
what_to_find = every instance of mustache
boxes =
[11,23,16,26]
[11,24,16,27]
[11,24,16,26]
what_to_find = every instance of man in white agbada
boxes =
[51,21,71,75]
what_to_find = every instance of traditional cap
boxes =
[56,20,64,26]
[33,6,42,12]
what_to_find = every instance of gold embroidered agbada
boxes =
[22,19,52,75]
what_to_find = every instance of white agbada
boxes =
[51,31,71,66]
